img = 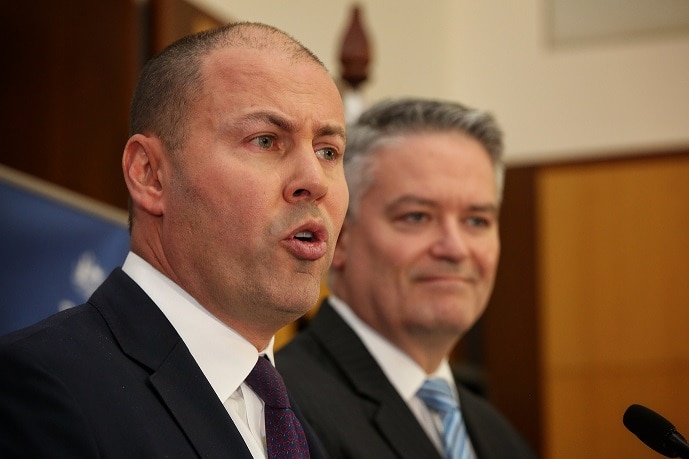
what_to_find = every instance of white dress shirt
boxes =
[122,252,270,459]
[329,294,471,456]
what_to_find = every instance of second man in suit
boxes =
[278,98,536,459]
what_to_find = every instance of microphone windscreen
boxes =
[623,404,678,457]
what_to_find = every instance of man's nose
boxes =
[429,221,469,262]
[283,146,328,203]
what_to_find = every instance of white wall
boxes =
[190,0,689,165]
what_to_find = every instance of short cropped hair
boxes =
[343,98,505,217]
[129,22,324,153]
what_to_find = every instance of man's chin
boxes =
[276,289,321,316]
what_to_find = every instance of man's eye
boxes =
[401,212,429,223]
[250,135,276,149]
[315,147,339,161]
[466,216,491,228]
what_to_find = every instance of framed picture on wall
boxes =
[548,0,689,45]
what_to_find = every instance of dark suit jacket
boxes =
[277,300,536,459]
[0,268,328,459]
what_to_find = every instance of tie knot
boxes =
[417,378,458,416]
[245,356,290,409]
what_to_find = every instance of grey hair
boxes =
[344,98,505,218]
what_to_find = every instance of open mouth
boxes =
[284,228,327,260]
[294,231,316,242]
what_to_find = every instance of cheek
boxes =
[327,181,350,228]
[362,233,407,266]
[174,174,262,248]
[477,239,500,281]
[207,167,269,212]
[363,240,424,297]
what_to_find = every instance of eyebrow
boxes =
[315,124,346,142]
[387,195,500,215]
[239,110,346,142]
[241,111,294,131]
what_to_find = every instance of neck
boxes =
[393,333,460,375]
[202,306,277,352]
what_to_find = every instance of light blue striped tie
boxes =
[417,378,473,459]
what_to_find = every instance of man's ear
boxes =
[331,219,349,269]
[122,134,165,217]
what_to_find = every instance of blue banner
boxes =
[0,166,130,336]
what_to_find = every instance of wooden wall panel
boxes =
[0,0,222,210]
[483,167,542,455]
[148,0,224,54]
[537,153,689,458]
[1,0,141,210]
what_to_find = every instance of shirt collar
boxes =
[122,252,273,403]
[328,295,456,402]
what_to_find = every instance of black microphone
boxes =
[623,404,689,458]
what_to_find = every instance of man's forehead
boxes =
[202,45,323,82]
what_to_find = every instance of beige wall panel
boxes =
[543,366,689,458]
[536,154,689,458]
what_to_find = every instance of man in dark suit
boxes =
[0,22,348,458]
[278,99,536,459]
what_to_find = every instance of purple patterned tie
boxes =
[244,357,311,459]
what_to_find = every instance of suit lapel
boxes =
[457,384,506,459]
[151,342,252,459]
[290,393,330,459]
[309,301,443,459]
[90,269,252,459]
